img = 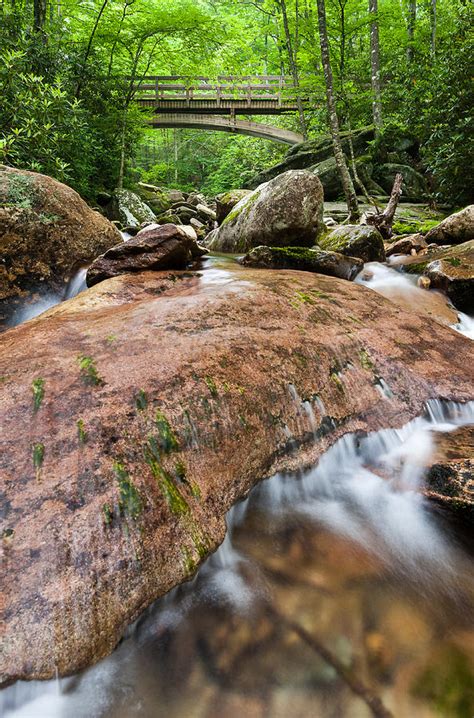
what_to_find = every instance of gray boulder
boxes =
[374,163,428,202]
[424,206,474,245]
[208,170,325,254]
[239,245,363,281]
[320,225,386,262]
[107,189,156,227]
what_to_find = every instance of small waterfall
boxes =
[63,267,88,300]
[357,261,474,340]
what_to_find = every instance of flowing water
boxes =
[2,400,474,718]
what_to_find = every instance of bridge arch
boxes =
[148,114,303,145]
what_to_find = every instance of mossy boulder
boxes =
[136,184,173,216]
[320,225,386,263]
[424,205,474,245]
[246,127,375,189]
[0,165,121,303]
[107,189,156,228]
[239,245,363,280]
[208,170,325,253]
[374,163,428,202]
[215,189,252,224]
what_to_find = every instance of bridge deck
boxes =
[135,75,302,116]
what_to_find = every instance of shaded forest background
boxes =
[0,0,472,204]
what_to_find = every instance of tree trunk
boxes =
[33,0,47,32]
[277,0,308,139]
[316,0,359,221]
[407,0,416,64]
[369,0,382,132]
[430,0,437,56]
[366,173,403,237]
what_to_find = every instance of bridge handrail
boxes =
[133,75,298,103]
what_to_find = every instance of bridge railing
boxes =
[133,75,298,106]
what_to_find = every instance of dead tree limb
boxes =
[268,605,394,718]
[366,172,403,238]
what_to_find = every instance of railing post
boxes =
[155,77,159,104]
[278,76,283,108]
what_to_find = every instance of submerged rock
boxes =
[239,245,363,280]
[86,224,198,287]
[424,205,474,245]
[1,264,473,686]
[320,224,386,263]
[207,170,325,253]
[0,166,121,302]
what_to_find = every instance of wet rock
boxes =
[106,189,156,228]
[424,426,474,523]
[386,234,427,257]
[405,240,474,313]
[86,224,197,287]
[424,205,474,245]
[1,262,473,685]
[216,190,252,223]
[208,170,325,253]
[417,276,431,290]
[320,225,386,263]
[239,245,363,281]
[0,166,121,303]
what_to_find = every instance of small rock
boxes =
[196,204,217,222]
[417,276,431,289]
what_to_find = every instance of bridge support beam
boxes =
[148,114,304,145]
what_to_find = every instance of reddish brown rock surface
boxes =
[0,166,121,302]
[0,262,473,686]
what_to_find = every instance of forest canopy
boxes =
[0,0,472,204]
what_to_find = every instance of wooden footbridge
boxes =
[134,76,305,145]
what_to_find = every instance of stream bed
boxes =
[2,400,474,717]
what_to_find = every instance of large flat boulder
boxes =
[86,224,199,287]
[207,170,325,253]
[0,166,121,302]
[1,264,473,686]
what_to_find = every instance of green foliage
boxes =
[113,461,143,520]
[77,355,104,386]
[32,442,45,470]
[32,378,45,412]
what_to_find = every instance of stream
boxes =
[2,253,473,717]
[2,399,473,717]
